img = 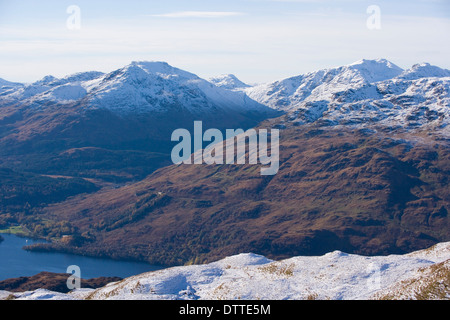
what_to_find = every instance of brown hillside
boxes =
[0,271,121,293]
[24,122,450,266]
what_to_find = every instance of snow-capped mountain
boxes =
[0,61,277,183]
[245,59,404,110]
[0,78,23,95]
[3,59,448,132]
[1,61,271,116]
[87,62,270,114]
[209,74,251,90]
[2,72,103,102]
[397,62,450,80]
[0,60,448,301]
[245,59,450,137]
[2,241,448,300]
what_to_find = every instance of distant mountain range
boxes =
[1,61,269,115]
[0,59,449,268]
[2,58,448,138]
[0,61,278,185]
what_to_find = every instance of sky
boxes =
[0,0,449,84]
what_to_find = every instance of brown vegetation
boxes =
[18,122,449,266]
[0,271,121,293]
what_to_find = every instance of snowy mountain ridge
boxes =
[397,62,450,80]
[0,61,271,116]
[1,59,448,136]
[1,241,448,300]
[245,58,404,109]
[244,59,450,137]
[0,77,24,95]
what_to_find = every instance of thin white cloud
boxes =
[152,11,245,18]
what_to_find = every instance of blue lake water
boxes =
[0,233,164,281]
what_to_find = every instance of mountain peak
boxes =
[413,62,431,68]
[80,61,273,115]
[397,62,450,80]
[60,71,105,83]
[346,58,403,83]
[129,60,170,71]
[0,77,23,95]
[246,58,406,111]
[124,61,199,80]
[0,77,23,88]
[33,75,58,86]
[209,74,250,90]
[349,58,397,67]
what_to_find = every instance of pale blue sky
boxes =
[0,0,449,84]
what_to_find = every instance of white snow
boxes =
[0,78,23,95]
[4,242,449,300]
[209,74,251,90]
[41,84,87,102]
[397,62,450,80]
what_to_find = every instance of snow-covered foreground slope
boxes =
[2,242,448,300]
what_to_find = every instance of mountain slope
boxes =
[0,62,277,185]
[0,78,23,96]
[0,61,277,145]
[1,59,448,269]
[23,121,450,266]
[2,241,448,300]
